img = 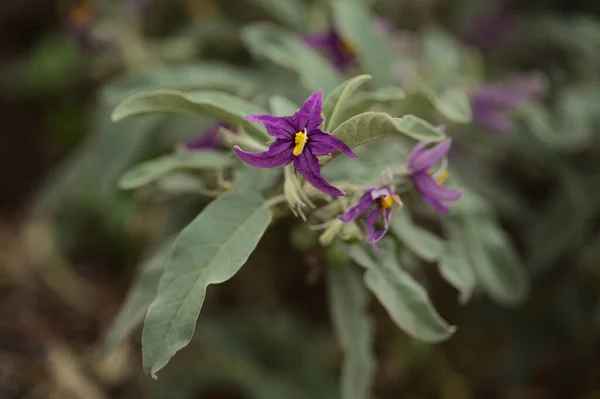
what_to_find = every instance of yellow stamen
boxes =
[293,129,308,156]
[69,2,95,26]
[338,38,355,57]
[380,195,394,209]
[435,168,448,184]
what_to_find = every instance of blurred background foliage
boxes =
[0,0,600,398]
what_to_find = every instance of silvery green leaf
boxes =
[142,190,272,378]
[234,163,282,195]
[100,63,256,106]
[323,74,372,132]
[155,172,206,196]
[242,23,342,95]
[331,112,445,151]
[349,240,456,342]
[118,152,234,190]
[390,210,444,262]
[331,0,395,87]
[439,221,476,305]
[421,86,472,124]
[246,0,308,31]
[327,264,375,399]
[104,239,174,353]
[111,90,270,140]
[269,95,299,117]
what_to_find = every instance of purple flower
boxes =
[408,139,463,215]
[472,72,547,134]
[185,123,232,151]
[234,91,356,197]
[339,186,402,250]
[304,27,356,72]
[66,2,113,53]
[462,6,514,51]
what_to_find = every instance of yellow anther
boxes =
[293,130,308,156]
[338,38,355,57]
[435,168,448,184]
[380,195,394,209]
[69,2,95,26]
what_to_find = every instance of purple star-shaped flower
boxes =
[339,185,402,251]
[472,72,547,134]
[304,27,356,72]
[234,91,356,197]
[408,139,463,215]
[184,123,232,151]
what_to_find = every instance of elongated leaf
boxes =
[335,86,407,125]
[327,264,375,399]
[439,221,476,304]
[269,95,299,117]
[142,191,272,377]
[246,0,308,31]
[332,112,445,150]
[101,63,256,106]
[118,152,234,190]
[422,87,472,124]
[390,211,444,262]
[234,163,282,194]
[323,74,372,132]
[331,0,394,87]
[111,90,269,140]
[242,23,342,95]
[349,240,455,342]
[104,239,174,353]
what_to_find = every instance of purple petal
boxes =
[185,123,231,150]
[245,114,296,139]
[409,140,452,173]
[422,194,449,215]
[234,139,294,168]
[293,150,344,197]
[472,86,523,109]
[365,208,389,244]
[339,189,376,222]
[307,130,357,158]
[413,173,463,201]
[473,107,513,134]
[293,91,324,132]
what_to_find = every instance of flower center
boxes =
[337,38,355,57]
[380,195,394,209]
[69,2,95,26]
[293,129,308,156]
[428,158,449,184]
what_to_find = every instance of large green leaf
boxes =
[421,86,472,124]
[331,112,446,150]
[327,264,375,399]
[100,63,256,106]
[439,221,476,305]
[104,239,174,353]
[246,0,308,31]
[390,211,444,262]
[142,191,272,377]
[331,0,395,87]
[349,241,455,342]
[241,23,342,95]
[323,74,372,132]
[118,152,233,190]
[269,95,299,117]
[111,90,269,140]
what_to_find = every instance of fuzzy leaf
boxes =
[421,86,472,124]
[390,211,444,262]
[242,23,342,95]
[440,221,476,304]
[142,191,272,378]
[269,95,299,117]
[327,264,375,399]
[349,240,455,342]
[111,90,269,140]
[246,0,308,31]
[323,74,372,131]
[118,152,234,190]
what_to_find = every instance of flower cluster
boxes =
[227,91,463,249]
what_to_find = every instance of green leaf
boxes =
[323,74,372,132]
[327,264,375,399]
[104,239,173,353]
[331,112,446,151]
[269,95,299,117]
[439,221,476,305]
[111,90,269,140]
[390,211,444,262]
[142,190,272,378]
[331,0,395,87]
[242,23,342,95]
[235,163,282,194]
[246,0,308,31]
[335,86,407,126]
[118,152,234,190]
[101,63,256,106]
[421,87,472,124]
[349,240,455,342]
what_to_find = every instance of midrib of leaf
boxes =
[147,201,269,375]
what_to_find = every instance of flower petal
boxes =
[294,91,324,132]
[422,194,449,215]
[293,150,344,196]
[473,107,513,134]
[365,207,389,244]
[245,114,296,138]
[409,139,452,173]
[339,189,376,222]
[234,139,294,168]
[307,130,357,158]
[414,173,463,202]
